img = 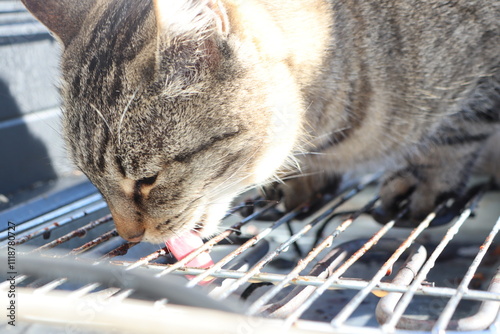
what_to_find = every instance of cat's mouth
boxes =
[152,209,219,271]
[115,192,234,268]
[160,199,234,271]
[165,229,214,270]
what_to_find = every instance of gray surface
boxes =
[0,2,72,195]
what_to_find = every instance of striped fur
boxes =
[22,0,500,242]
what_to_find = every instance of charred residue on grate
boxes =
[1,176,500,332]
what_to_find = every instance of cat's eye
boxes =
[138,174,158,186]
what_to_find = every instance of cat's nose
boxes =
[116,224,145,242]
[125,232,144,243]
[109,206,145,242]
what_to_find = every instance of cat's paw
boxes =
[260,173,340,211]
[376,164,464,225]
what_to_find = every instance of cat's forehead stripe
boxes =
[95,124,111,174]
[87,0,152,60]
[72,1,153,107]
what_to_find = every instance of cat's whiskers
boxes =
[200,183,257,216]
[89,103,112,133]
[206,173,254,202]
[286,154,302,174]
[296,152,327,156]
[294,126,353,156]
[205,149,259,199]
[256,170,326,190]
[118,88,140,146]
[269,173,285,185]
[207,168,255,199]
[280,171,325,181]
[169,226,183,240]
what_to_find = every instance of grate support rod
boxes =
[330,209,439,329]
[201,179,375,293]
[0,194,105,244]
[109,260,500,302]
[69,229,119,255]
[380,188,487,332]
[432,216,500,334]
[246,196,379,315]
[32,214,113,252]
[153,202,278,277]
[186,204,307,286]
[282,211,401,326]
[32,278,68,295]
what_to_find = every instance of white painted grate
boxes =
[1,176,500,333]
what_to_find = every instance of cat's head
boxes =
[22,0,305,243]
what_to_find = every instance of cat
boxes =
[21,0,500,245]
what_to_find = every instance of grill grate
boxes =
[1,175,500,333]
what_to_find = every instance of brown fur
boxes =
[21,0,500,242]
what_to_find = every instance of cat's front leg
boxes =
[260,169,341,211]
[379,71,500,224]
[378,125,496,224]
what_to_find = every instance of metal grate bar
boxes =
[184,203,306,285]
[189,178,374,290]
[153,202,278,277]
[124,248,169,271]
[32,278,67,295]
[33,214,113,252]
[113,261,500,302]
[381,188,487,332]
[432,216,500,333]
[100,241,139,260]
[0,275,27,290]
[69,229,119,255]
[108,289,135,302]
[0,193,104,243]
[246,196,379,315]
[329,207,443,329]
[91,287,122,299]
[68,283,101,298]
[283,208,403,326]
[4,175,500,333]
[6,201,107,247]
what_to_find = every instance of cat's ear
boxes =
[153,0,230,42]
[20,0,96,46]
[206,0,230,37]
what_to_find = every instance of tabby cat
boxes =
[22,0,500,244]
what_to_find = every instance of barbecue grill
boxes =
[2,174,500,334]
[2,2,500,333]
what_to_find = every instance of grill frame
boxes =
[2,176,500,334]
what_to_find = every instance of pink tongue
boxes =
[165,231,214,275]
